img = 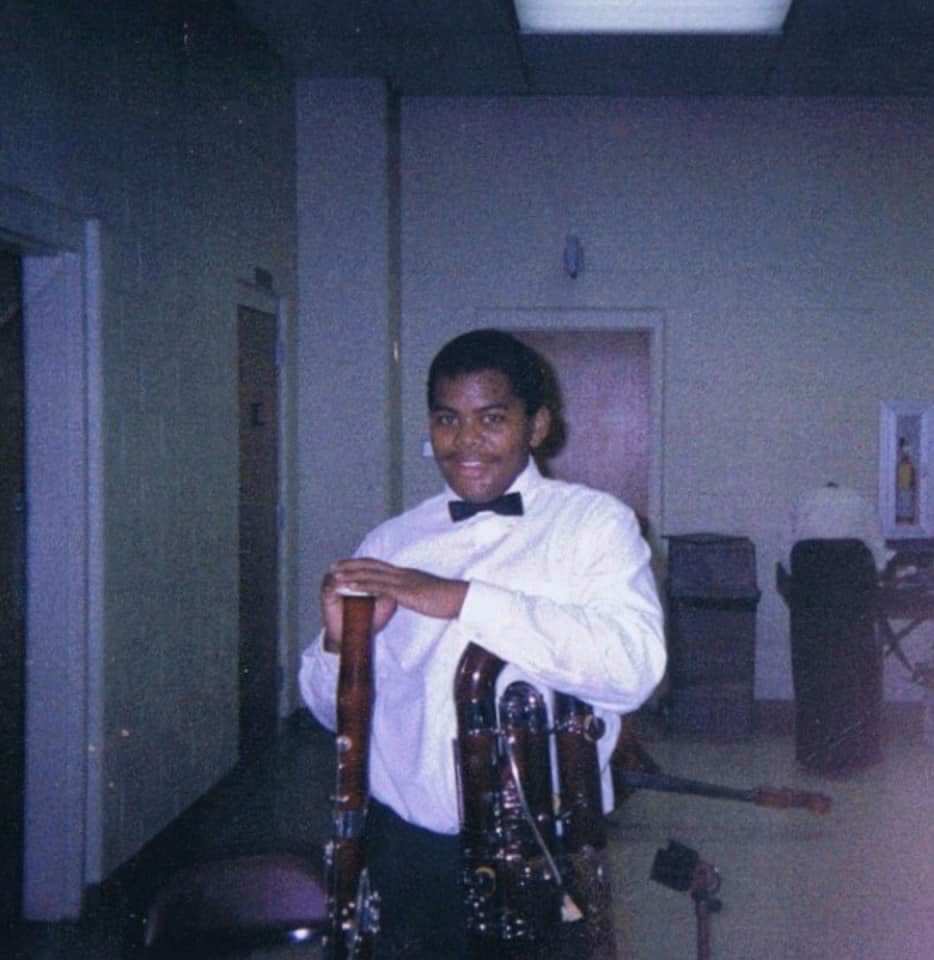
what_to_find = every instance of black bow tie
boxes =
[449,491,524,522]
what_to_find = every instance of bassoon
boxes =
[324,592,380,960]
[454,643,606,959]
[453,644,833,960]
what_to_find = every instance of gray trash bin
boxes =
[664,533,760,739]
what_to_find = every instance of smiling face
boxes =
[429,369,551,503]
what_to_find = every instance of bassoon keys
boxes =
[453,642,618,960]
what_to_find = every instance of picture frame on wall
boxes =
[879,400,931,539]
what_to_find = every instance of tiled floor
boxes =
[611,722,934,960]
[7,711,934,959]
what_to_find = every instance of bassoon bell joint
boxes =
[454,645,610,951]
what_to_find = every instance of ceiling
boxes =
[231,0,934,96]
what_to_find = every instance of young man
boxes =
[300,329,666,959]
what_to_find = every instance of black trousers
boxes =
[366,799,470,960]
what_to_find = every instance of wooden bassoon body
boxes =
[452,644,832,960]
[324,593,380,960]
[453,642,616,959]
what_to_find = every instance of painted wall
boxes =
[396,96,934,701]
[1,0,296,890]
[5,8,932,900]
[294,78,395,712]
[295,91,934,707]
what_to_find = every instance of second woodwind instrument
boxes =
[454,643,604,958]
[454,641,833,959]
[324,593,380,960]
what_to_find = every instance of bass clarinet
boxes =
[324,592,381,960]
[454,642,617,960]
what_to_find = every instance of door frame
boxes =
[1,185,102,920]
[476,307,665,549]
[236,278,292,724]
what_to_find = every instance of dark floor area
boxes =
[5,714,335,960]
[5,707,934,959]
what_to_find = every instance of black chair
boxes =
[777,538,883,774]
[143,851,328,958]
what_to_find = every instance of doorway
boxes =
[478,309,664,545]
[238,306,280,762]
[519,329,651,527]
[0,248,25,936]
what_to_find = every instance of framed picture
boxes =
[879,400,931,539]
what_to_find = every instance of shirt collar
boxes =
[442,458,544,508]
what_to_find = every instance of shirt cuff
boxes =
[299,632,341,723]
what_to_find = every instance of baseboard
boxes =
[881,700,926,740]
[752,699,796,734]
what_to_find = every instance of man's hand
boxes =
[321,557,468,652]
[321,570,396,653]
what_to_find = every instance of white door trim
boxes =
[3,184,100,920]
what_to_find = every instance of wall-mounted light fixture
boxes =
[515,0,793,34]
[563,234,582,278]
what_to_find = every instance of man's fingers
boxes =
[330,558,407,596]
[326,558,462,620]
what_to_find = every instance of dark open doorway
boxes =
[0,247,25,936]
[238,306,280,763]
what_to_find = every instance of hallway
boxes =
[7,711,934,959]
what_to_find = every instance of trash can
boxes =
[664,533,760,740]
[783,539,882,773]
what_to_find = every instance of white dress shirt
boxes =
[300,460,666,835]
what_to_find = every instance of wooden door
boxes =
[518,330,651,527]
[0,249,25,936]
[238,306,280,762]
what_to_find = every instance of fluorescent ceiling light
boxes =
[514,1,794,34]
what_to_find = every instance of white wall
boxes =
[295,91,934,703]
[294,79,395,677]
[7,22,929,903]
[394,96,934,699]
[1,0,296,901]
